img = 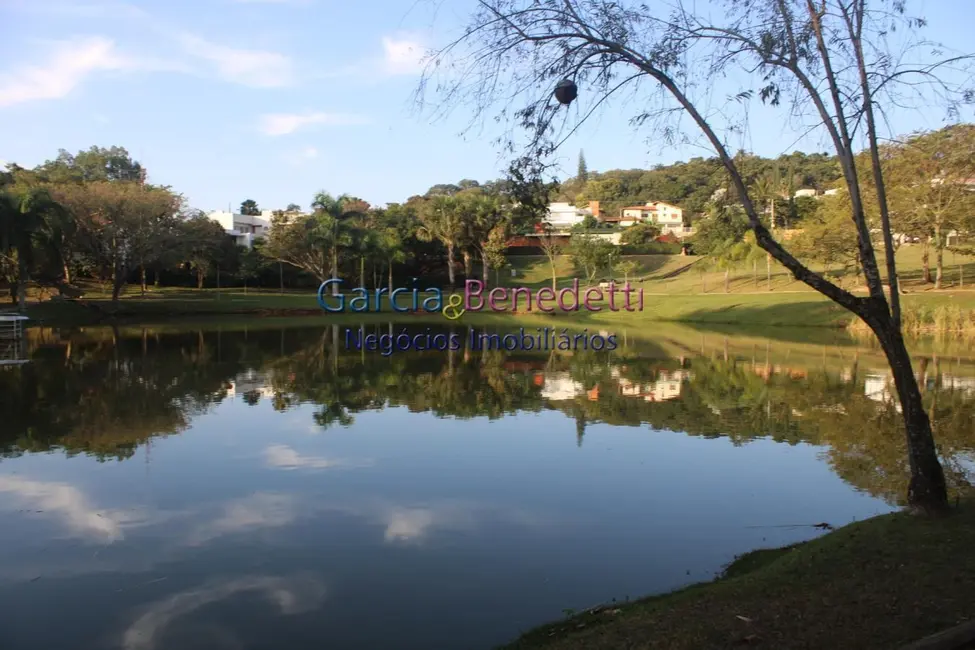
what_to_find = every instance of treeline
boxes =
[2,125,971,305]
[688,125,975,290]
[561,149,844,217]
[0,148,561,305]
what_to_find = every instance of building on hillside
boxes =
[543,201,602,230]
[616,201,690,236]
[207,210,274,248]
[794,188,818,198]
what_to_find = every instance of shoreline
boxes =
[500,502,975,649]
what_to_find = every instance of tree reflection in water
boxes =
[1,322,973,506]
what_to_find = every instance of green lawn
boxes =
[507,245,975,296]
[502,502,975,650]
[10,244,975,331]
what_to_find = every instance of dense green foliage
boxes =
[1,128,971,303]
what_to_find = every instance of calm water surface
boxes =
[1,322,973,650]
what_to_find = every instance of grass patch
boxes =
[501,502,975,650]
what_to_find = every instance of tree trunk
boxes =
[63,261,72,285]
[934,223,943,289]
[16,253,28,310]
[330,247,338,295]
[112,268,124,303]
[753,260,758,287]
[866,307,948,513]
[766,253,772,291]
[922,241,931,283]
[462,250,472,278]
[359,256,365,288]
[197,268,204,289]
[388,260,394,294]
[279,262,284,294]
[550,260,557,291]
[724,269,730,293]
[447,244,456,288]
[482,253,490,284]
[140,265,147,295]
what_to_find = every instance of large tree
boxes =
[261,211,336,284]
[418,0,975,512]
[886,125,975,288]
[177,213,232,289]
[36,146,145,184]
[417,195,464,287]
[54,181,181,302]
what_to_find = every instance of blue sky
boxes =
[0,0,972,212]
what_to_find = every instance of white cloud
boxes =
[0,37,141,108]
[177,33,294,88]
[122,574,326,650]
[383,507,439,542]
[382,36,426,76]
[0,476,141,542]
[263,444,373,469]
[260,111,370,136]
[185,492,296,546]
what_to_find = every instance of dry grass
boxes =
[849,303,975,339]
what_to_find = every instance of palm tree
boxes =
[310,191,355,295]
[417,195,463,288]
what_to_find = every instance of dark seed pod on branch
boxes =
[554,79,577,105]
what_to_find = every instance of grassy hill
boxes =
[505,245,975,296]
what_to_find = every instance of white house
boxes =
[794,188,818,198]
[544,202,597,230]
[618,201,686,234]
[207,210,274,248]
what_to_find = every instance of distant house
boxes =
[543,201,601,230]
[794,188,817,198]
[822,188,840,196]
[616,201,690,236]
[207,209,274,248]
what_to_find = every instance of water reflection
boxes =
[122,574,327,650]
[0,322,972,649]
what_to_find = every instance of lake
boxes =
[1,320,973,650]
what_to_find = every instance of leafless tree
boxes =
[416,0,975,513]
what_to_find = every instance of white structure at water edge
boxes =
[207,210,273,248]
[0,314,29,366]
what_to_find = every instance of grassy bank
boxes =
[502,503,975,650]
[14,286,975,333]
